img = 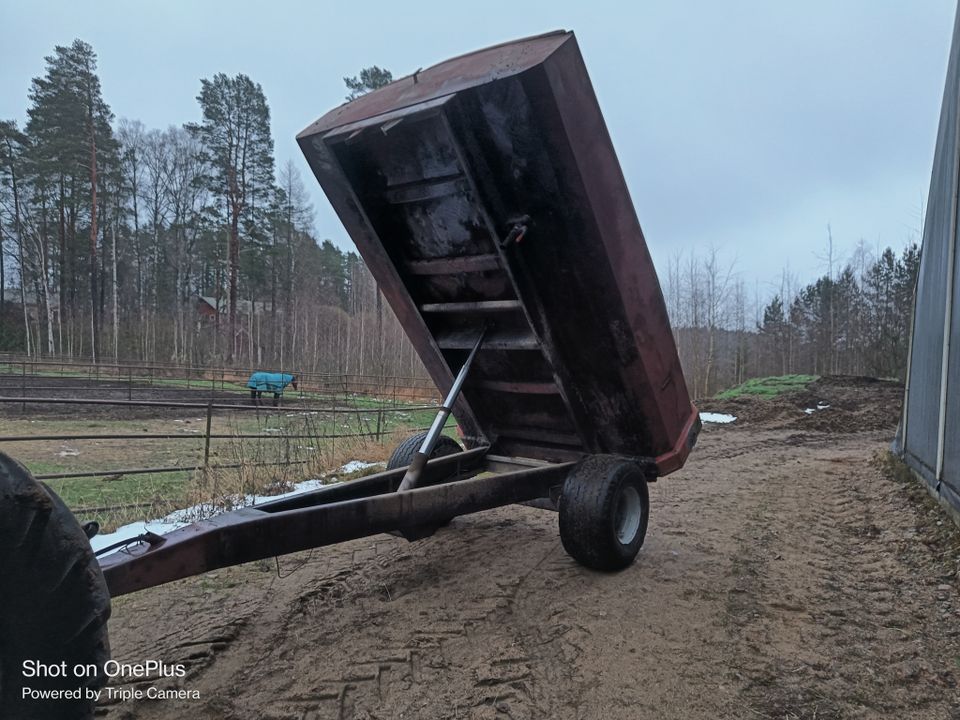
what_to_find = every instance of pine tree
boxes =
[188,73,275,361]
[0,121,29,351]
[25,39,115,358]
[344,66,394,100]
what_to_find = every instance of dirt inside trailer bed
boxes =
[101,377,960,719]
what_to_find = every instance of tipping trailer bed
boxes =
[93,31,699,599]
[297,30,698,473]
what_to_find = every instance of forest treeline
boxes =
[0,40,422,377]
[0,39,921,394]
[665,240,920,398]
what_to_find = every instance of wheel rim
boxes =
[614,484,643,545]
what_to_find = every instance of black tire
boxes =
[387,433,462,540]
[0,452,111,719]
[386,432,462,470]
[558,455,650,571]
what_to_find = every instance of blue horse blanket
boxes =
[247,372,295,393]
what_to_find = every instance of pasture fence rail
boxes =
[0,394,439,482]
[0,360,448,525]
[0,352,439,402]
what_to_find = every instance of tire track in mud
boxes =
[718,435,959,718]
[109,515,580,719]
[100,573,274,713]
[104,422,960,719]
[246,522,584,720]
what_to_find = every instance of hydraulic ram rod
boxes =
[398,330,485,491]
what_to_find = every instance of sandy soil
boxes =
[100,378,960,719]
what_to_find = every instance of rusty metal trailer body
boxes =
[297,30,697,473]
[98,31,698,596]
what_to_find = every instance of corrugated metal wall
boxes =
[898,5,960,514]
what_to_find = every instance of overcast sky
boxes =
[1,0,956,294]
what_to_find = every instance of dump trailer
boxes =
[298,30,697,474]
[0,31,698,719]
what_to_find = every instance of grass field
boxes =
[3,400,455,531]
[714,374,818,399]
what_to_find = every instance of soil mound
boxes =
[699,375,903,432]
[789,375,903,432]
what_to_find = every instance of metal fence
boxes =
[0,359,452,530]
[0,395,436,481]
[0,352,439,401]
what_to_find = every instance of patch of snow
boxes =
[92,476,333,557]
[804,402,831,415]
[91,460,389,558]
[699,412,736,424]
[338,460,384,474]
[58,448,80,457]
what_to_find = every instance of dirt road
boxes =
[102,379,960,719]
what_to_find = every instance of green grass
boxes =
[2,403,456,530]
[714,374,818,400]
[45,472,190,512]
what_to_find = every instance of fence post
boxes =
[203,401,213,469]
[127,368,133,401]
[20,361,25,412]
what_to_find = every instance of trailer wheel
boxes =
[388,433,462,540]
[386,432,462,471]
[559,456,650,571]
[0,453,110,719]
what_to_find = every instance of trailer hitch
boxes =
[398,329,486,492]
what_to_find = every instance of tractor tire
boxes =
[558,455,650,571]
[387,433,462,540]
[0,452,111,719]
[386,432,462,470]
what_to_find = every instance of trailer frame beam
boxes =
[99,448,574,597]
